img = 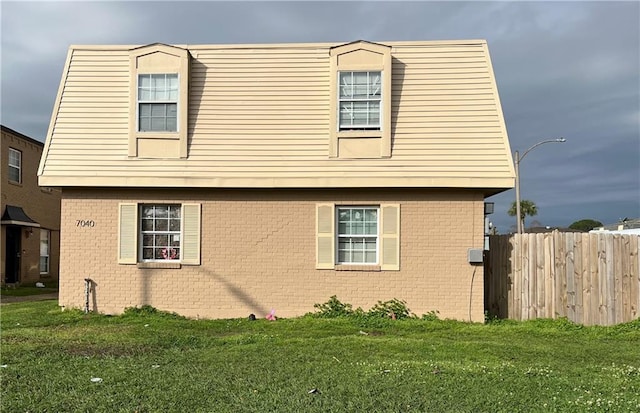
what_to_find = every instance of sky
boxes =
[1,1,639,232]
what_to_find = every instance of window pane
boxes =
[151,118,166,131]
[365,251,376,263]
[352,251,364,263]
[40,257,49,273]
[151,104,166,116]
[338,250,349,263]
[143,248,154,260]
[169,219,180,231]
[141,219,154,231]
[142,234,154,247]
[166,117,177,132]
[155,234,169,246]
[8,167,20,183]
[155,219,168,231]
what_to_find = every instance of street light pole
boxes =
[514,138,566,234]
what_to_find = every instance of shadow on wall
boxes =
[136,267,269,317]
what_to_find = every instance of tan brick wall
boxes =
[59,188,486,322]
[1,128,61,284]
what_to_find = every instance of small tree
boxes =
[508,200,538,231]
[569,219,603,232]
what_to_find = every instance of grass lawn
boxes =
[1,301,639,412]
[1,282,58,297]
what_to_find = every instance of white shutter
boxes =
[380,204,400,271]
[181,203,201,265]
[316,203,335,269]
[118,203,138,264]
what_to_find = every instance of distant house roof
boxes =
[593,218,640,232]
[1,125,44,147]
[525,226,579,234]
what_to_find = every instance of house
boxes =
[38,40,514,321]
[590,218,640,235]
[2,125,61,285]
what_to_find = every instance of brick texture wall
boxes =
[1,128,61,284]
[59,188,485,321]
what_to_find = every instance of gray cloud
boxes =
[1,1,638,230]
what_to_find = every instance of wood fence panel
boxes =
[581,233,592,326]
[632,236,639,321]
[566,232,576,322]
[486,232,640,326]
[590,234,600,326]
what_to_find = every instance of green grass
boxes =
[2,302,639,412]
[1,282,58,297]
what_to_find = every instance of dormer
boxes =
[329,41,392,159]
[128,44,190,159]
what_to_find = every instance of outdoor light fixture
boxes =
[514,138,566,234]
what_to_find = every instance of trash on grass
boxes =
[308,388,320,394]
[265,309,276,321]
[144,324,149,327]
[90,377,103,383]
[358,330,369,335]
[35,282,45,288]
[152,364,160,369]
[0,365,7,368]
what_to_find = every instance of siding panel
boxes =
[41,41,514,189]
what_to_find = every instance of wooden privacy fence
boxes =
[485,232,640,326]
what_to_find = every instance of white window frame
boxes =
[8,147,21,184]
[338,71,382,130]
[336,206,380,265]
[139,204,182,262]
[137,73,179,133]
[39,229,50,274]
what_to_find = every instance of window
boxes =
[8,148,21,183]
[118,202,201,266]
[337,207,379,264]
[140,204,181,261]
[40,230,50,274]
[329,41,392,158]
[316,203,400,270]
[138,74,178,132]
[339,71,381,130]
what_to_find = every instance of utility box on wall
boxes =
[468,248,484,264]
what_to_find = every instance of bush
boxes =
[312,296,359,318]
[123,305,185,319]
[311,296,422,320]
[368,298,415,320]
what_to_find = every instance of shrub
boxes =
[421,310,440,321]
[368,298,415,320]
[311,296,359,318]
[123,305,185,319]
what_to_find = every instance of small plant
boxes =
[123,305,185,319]
[421,310,440,321]
[312,296,357,318]
[367,299,414,320]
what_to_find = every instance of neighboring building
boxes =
[2,125,61,285]
[38,40,515,321]
[591,218,640,235]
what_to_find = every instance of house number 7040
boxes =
[76,220,96,227]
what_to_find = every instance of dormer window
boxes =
[128,44,189,159]
[329,41,392,159]
[138,74,179,132]
[339,71,381,130]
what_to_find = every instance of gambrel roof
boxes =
[39,40,514,195]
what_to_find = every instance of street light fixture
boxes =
[514,138,566,234]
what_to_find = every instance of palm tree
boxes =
[508,200,538,231]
